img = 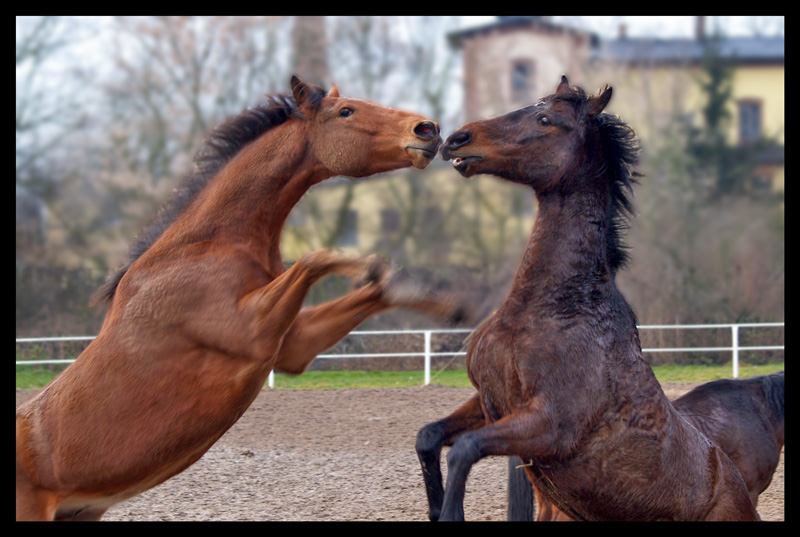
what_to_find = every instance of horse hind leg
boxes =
[54,507,108,521]
[16,467,59,521]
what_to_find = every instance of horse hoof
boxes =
[382,268,428,305]
[355,255,391,286]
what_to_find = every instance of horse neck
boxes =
[170,121,330,276]
[511,180,613,299]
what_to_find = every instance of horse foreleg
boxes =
[240,250,380,346]
[272,283,389,374]
[438,409,558,521]
[273,263,467,374]
[415,394,486,522]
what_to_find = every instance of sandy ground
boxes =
[16,382,783,521]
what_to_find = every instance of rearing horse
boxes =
[16,76,460,521]
[416,77,758,521]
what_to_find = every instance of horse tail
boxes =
[507,456,535,521]
[762,370,784,428]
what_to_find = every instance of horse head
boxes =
[440,76,613,191]
[290,76,441,177]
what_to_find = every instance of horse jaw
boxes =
[405,146,438,169]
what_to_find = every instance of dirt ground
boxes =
[16,382,783,522]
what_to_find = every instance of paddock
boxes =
[15,383,783,521]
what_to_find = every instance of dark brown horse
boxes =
[673,371,784,509]
[16,76,461,521]
[416,76,759,521]
[508,370,785,520]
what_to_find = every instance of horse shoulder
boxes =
[106,241,273,355]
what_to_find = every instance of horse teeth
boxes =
[454,158,463,166]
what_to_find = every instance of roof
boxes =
[448,16,598,48]
[449,17,783,66]
[595,36,784,65]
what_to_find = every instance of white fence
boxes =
[16,322,784,387]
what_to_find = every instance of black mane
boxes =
[93,84,327,304]
[551,85,641,273]
[594,112,641,273]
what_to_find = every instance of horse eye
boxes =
[339,107,354,118]
[538,116,552,127]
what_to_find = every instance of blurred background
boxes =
[16,16,784,366]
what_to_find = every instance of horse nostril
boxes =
[446,130,472,149]
[414,121,438,140]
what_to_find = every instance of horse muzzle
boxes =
[440,132,484,176]
[405,136,442,169]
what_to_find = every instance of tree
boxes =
[685,34,777,199]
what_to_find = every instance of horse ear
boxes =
[291,75,311,105]
[587,85,612,116]
[328,84,340,98]
[556,75,570,94]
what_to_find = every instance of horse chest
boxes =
[466,323,531,420]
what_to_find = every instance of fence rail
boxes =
[16,322,784,387]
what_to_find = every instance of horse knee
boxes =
[416,422,445,459]
[447,433,483,469]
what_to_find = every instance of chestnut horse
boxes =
[508,370,785,520]
[416,77,758,521]
[16,76,461,521]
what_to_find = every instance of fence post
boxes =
[731,325,739,379]
[268,370,274,389]
[424,330,431,385]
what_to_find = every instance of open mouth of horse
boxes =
[451,156,484,174]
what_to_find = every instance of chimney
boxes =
[618,23,627,40]
[695,16,706,41]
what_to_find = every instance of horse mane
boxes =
[553,84,641,274]
[93,84,327,305]
[594,111,641,273]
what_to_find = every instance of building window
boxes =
[738,100,762,144]
[511,60,535,104]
